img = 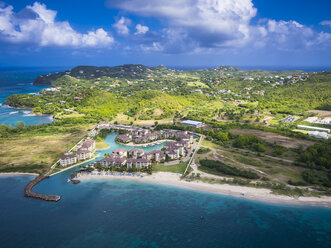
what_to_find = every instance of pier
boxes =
[24,174,61,202]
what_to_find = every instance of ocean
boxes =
[0,67,68,126]
[0,172,330,248]
[0,68,330,248]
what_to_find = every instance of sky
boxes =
[0,0,330,68]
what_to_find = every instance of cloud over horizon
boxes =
[107,0,331,53]
[0,2,114,48]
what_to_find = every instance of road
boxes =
[183,134,204,175]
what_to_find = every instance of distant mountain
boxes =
[33,64,157,85]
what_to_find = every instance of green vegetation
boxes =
[197,147,211,154]
[2,64,331,197]
[233,134,266,152]
[259,72,331,113]
[153,162,187,174]
[0,118,94,174]
[95,137,110,150]
[199,159,259,179]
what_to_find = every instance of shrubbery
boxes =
[199,159,259,179]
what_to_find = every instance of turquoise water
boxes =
[95,133,168,158]
[0,68,65,126]
[0,133,330,247]
[0,69,330,247]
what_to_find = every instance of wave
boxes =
[9,111,19,115]
[22,110,32,117]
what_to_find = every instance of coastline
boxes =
[50,155,99,176]
[77,171,331,207]
[0,172,38,177]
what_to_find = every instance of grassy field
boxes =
[153,162,187,174]
[198,139,305,184]
[187,81,208,88]
[0,123,93,174]
[231,128,315,149]
[95,138,110,150]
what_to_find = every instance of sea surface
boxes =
[0,133,331,248]
[0,68,330,247]
[0,67,68,126]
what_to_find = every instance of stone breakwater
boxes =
[70,171,80,184]
[24,175,61,202]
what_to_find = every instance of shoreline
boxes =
[76,171,331,207]
[0,172,38,177]
[49,155,99,176]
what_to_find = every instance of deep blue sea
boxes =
[0,68,330,248]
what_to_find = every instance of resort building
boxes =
[111,148,128,158]
[132,128,150,137]
[134,136,149,144]
[143,150,166,162]
[81,139,96,151]
[76,148,92,160]
[97,122,112,129]
[165,149,180,160]
[99,157,127,167]
[128,148,144,158]
[60,153,77,167]
[126,158,152,169]
[116,133,132,143]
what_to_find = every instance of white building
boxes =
[60,153,77,167]
[181,120,205,128]
[76,148,92,160]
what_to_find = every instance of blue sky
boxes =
[0,0,330,68]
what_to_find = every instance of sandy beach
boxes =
[0,172,38,177]
[76,171,331,207]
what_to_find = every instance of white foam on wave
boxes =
[22,110,32,117]
[9,111,19,115]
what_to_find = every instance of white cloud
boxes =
[140,42,163,52]
[112,16,131,35]
[107,0,331,53]
[260,20,331,50]
[135,24,149,35]
[108,0,257,48]
[0,2,114,48]
[320,20,331,27]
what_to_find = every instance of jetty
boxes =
[70,171,80,184]
[24,174,61,202]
